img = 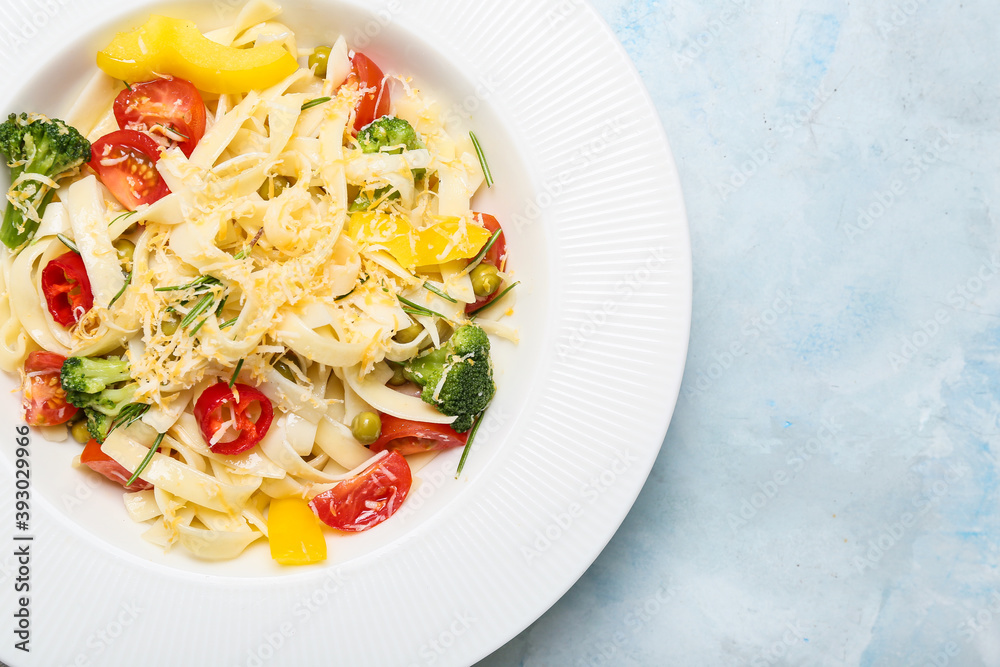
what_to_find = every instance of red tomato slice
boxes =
[81,438,152,492]
[89,130,170,210]
[114,77,206,158]
[21,351,77,426]
[350,52,391,132]
[309,451,412,532]
[194,382,274,455]
[41,251,94,327]
[466,212,508,314]
[370,414,468,456]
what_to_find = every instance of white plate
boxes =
[0,1,690,665]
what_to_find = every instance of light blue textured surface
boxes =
[478,0,1000,665]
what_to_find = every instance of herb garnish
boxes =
[468,282,519,316]
[470,131,493,188]
[301,97,332,111]
[455,411,486,477]
[423,282,457,303]
[56,234,78,253]
[126,432,164,486]
[229,359,244,388]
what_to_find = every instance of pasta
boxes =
[3,0,519,563]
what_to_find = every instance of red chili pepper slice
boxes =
[41,251,94,326]
[194,382,274,455]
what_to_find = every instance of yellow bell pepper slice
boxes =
[96,15,299,95]
[268,498,328,566]
[348,212,491,269]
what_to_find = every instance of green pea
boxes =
[387,364,407,386]
[274,360,297,383]
[258,175,292,200]
[113,238,135,270]
[471,263,501,297]
[71,419,91,444]
[394,323,423,344]
[309,46,332,78]
[351,411,381,445]
[160,318,179,336]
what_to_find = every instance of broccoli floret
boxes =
[404,324,495,432]
[82,394,147,443]
[357,117,423,154]
[86,411,113,443]
[0,113,91,248]
[60,355,141,443]
[60,356,131,394]
[67,384,137,417]
[353,119,425,206]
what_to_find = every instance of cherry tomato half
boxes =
[114,77,206,157]
[308,450,412,532]
[194,382,274,455]
[466,213,508,314]
[350,52,391,132]
[81,438,152,492]
[89,129,171,210]
[41,251,94,327]
[21,351,77,426]
[370,414,468,456]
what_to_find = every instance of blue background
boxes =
[479,0,1000,665]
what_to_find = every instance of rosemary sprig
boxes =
[108,403,150,437]
[220,317,239,330]
[470,131,493,188]
[229,359,244,388]
[188,318,209,336]
[301,97,332,111]
[157,229,259,295]
[155,230,255,322]
[155,275,219,292]
[423,282,457,303]
[469,282,520,316]
[126,432,164,487]
[181,292,217,329]
[56,233,78,253]
[123,81,132,91]
[108,271,132,308]
[455,411,486,477]
[109,210,137,227]
[397,295,447,320]
[466,229,502,271]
